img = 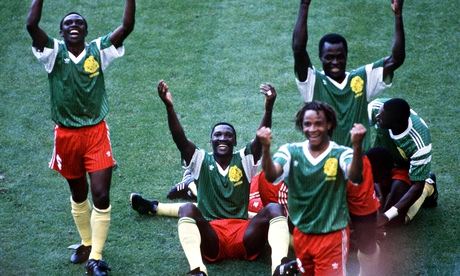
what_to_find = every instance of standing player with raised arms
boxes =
[26,0,135,274]
[291,1,405,274]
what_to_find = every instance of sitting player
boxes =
[369,98,438,226]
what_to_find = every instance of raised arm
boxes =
[26,0,48,51]
[383,0,405,82]
[250,83,277,162]
[157,80,196,164]
[347,124,367,183]
[292,0,313,82]
[110,0,136,48]
[257,127,283,183]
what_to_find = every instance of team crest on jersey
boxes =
[323,158,338,180]
[83,55,100,78]
[350,76,364,97]
[228,165,243,186]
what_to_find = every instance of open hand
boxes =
[259,83,277,107]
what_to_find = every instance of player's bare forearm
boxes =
[348,124,367,183]
[157,80,195,163]
[292,0,312,81]
[26,0,48,49]
[384,0,405,79]
[394,181,424,211]
[257,127,281,183]
[110,0,136,47]
[252,84,277,161]
[261,145,279,183]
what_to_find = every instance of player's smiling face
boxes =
[211,125,236,157]
[320,42,347,83]
[302,109,331,149]
[60,13,87,44]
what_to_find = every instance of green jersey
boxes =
[296,59,391,150]
[273,141,353,234]
[32,34,124,127]
[369,98,432,182]
[187,143,257,221]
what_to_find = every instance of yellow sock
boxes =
[157,203,188,217]
[89,205,111,260]
[405,183,434,223]
[268,216,290,274]
[357,244,381,276]
[178,217,207,274]
[70,197,92,246]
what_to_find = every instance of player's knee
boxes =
[92,192,110,209]
[264,202,286,218]
[178,202,199,218]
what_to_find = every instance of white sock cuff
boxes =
[269,215,287,225]
[93,205,112,213]
[178,217,197,225]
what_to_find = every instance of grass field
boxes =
[1,0,459,275]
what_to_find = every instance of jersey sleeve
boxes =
[365,58,392,100]
[272,144,291,184]
[296,67,316,102]
[239,142,258,182]
[95,33,125,71]
[184,148,206,182]
[338,147,353,180]
[409,144,432,181]
[31,36,59,73]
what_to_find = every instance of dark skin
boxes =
[258,113,366,185]
[375,105,424,226]
[292,0,405,84]
[157,80,284,259]
[26,0,135,56]
[26,0,136,209]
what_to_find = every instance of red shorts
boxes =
[347,156,380,216]
[204,219,258,262]
[248,172,288,214]
[293,227,350,276]
[49,121,115,179]
[392,168,411,185]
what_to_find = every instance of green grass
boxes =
[1,0,459,275]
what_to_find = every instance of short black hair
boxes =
[295,101,337,137]
[210,122,237,145]
[60,12,88,30]
[383,98,411,125]
[318,33,348,57]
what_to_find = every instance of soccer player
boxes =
[292,0,405,150]
[153,80,295,276]
[369,98,438,226]
[291,1,405,273]
[26,0,135,275]
[258,101,367,275]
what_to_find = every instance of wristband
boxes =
[384,206,399,221]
